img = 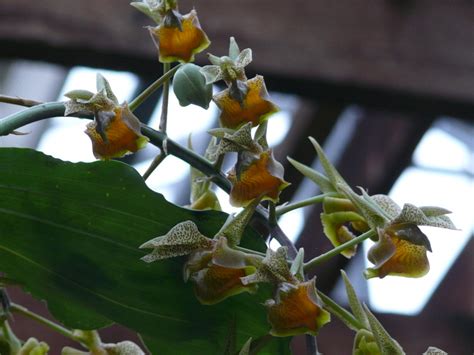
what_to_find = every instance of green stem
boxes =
[128,64,181,112]
[159,62,171,132]
[275,193,336,217]
[317,291,365,331]
[142,125,231,192]
[303,229,376,272]
[9,303,78,342]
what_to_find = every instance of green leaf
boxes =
[0,148,290,355]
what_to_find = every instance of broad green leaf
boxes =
[0,148,290,355]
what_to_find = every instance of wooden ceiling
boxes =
[0,0,474,119]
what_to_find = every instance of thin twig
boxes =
[0,94,42,107]
[159,62,171,133]
[305,334,318,355]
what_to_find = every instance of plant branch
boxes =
[268,202,277,228]
[275,193,335,217]
[305,334,318,355]
[303,229,376,272]
[159,62,171,132]
[0,95,42,107]
[9,303,79,342]
[128,64,181,112]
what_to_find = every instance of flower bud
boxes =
[173,63,213,109]
[19,338,50,355]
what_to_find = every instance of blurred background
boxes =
[0,0,472,353]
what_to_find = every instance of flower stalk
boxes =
[128,64,182,112]
[304,229,376,273]
[9,303,79,343]
[276,193,337,217]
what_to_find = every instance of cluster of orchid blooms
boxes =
[59,0,456,353]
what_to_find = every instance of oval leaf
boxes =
[0,148,289,355]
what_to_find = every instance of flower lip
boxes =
[228,150,289,207]
[213,75,278,129]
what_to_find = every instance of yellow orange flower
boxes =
[265,278,330,337]
[185,237,257,305]
[228,151,289,207]
[213,75,278,129]
[85,104,148,160]
[149,9,210,63]
[365,228,430,279]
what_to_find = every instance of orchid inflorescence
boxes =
[0,0,458,354]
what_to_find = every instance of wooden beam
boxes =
[1,1,474,119]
